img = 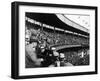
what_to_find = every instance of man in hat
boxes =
[59,53,73,67]
[40,46,55,67]
[25,38,43,68]
[48,47,60,67]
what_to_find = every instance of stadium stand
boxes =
[25,14,89,66]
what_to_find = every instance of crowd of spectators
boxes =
[25,22,89,66]
[26,23,89,47]
[64,49,89,66]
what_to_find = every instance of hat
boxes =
[60,53,65,58]
[40,46,45,49]
[30,38,38,44]
[25,35,30,39]
[53,51,59,56]
[51,47,56,50]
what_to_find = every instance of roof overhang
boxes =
[26,12,89,36]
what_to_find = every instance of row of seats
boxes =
[26,24,89,47]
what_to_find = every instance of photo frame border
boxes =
[11,1,98,79]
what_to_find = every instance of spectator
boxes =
[25,39,43,68]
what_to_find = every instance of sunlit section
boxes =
[64,14,90,29]
[56,14,89,33]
